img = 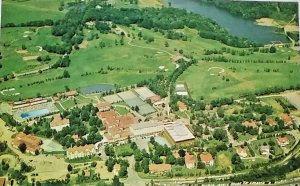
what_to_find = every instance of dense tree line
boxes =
[4,19,54,28]
[230,156,300,182]
[198,0,298,22]
[202,56,286,64]
[80,1,257,47]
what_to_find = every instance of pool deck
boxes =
[12,100,58,122]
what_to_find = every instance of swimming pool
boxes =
[20,108,50,119]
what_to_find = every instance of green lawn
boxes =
[260,97,285,115]
[115,143,134,157]
[215,151,234,173]
[115,107,129,116]
[178,61,300,101]
[1,23,299,102]
[0,27,61,77]
[204,139,224,149]
[54,102,65,112]
[237,133,255,142]
[0,29,174,100]
[61,99,76,110]
[2,0,71,25]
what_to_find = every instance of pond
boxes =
[80,84,116,94]
[164,0,289,44]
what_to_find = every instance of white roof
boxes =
[164,124,195,142]
[134,87,156,101]
[176,92,189,96]
[130,122,165,136]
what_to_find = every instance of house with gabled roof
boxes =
[185,154,196,169]
[199,153,214,166]
[277,136,289,147]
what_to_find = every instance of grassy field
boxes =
[2,0,71,25]
[1,19,299,102]
[115,143,134,157]
[216,151,233,172]
[115,106,129,115]
[177,61,300,101]
[260,97,285,115]
[0,28,174,100]
[237,133,255,142]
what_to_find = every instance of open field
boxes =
[2,0,71,25]
[177,61,300,101]
[0,28,174,100]
[216,151,233,172]
[261,97,285,114]
[1,20,299,102]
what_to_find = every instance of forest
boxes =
[198,0,298,22]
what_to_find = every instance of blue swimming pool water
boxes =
[20,108,50,119]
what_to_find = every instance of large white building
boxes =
[164,123,195,145]
[130,121,165,137]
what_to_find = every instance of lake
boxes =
[80,84,116,94]
[164,0,289,44]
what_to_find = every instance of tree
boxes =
[20,161,32,172]
[18,143,27,153]
[213,129,228,142]
[67,164,73,172]
[63,70,70,78]
[231,153,242,165]
[112,175,123,186]
[165,41,169,47]
[178,149,186,157]
[270,46,276,53]
[91,161,97,167]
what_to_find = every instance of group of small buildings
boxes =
[243,112,294,129]
[148,152,214,174]
[53,90,78,101]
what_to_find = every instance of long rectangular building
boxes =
[163,124,195,145]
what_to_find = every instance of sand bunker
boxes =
[285,25,299,32]
[256,18,279,27]
[16,50,28,54]
[23,56,38,61]
[79,40,88,49]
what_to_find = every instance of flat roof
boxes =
[164,124,195,142]
[134,87,156,101]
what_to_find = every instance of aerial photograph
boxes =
[0,0,299,185]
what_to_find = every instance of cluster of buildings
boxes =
[148,152,214,175]
[97,109,136,141]
[53,90,78,101]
